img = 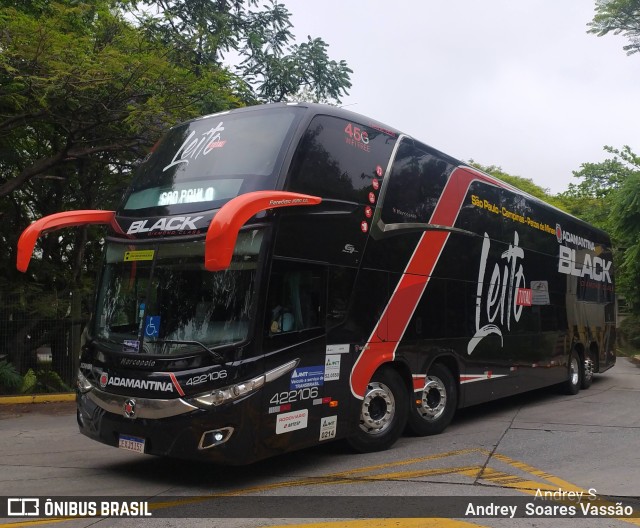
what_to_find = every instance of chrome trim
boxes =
[87,388,198,419]
[265,359,299,383]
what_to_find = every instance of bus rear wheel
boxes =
[563,350,582,395]
[347,367,408,453]
[582,352,594,390]
[407,363,457,436]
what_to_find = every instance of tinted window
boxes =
[121,107,302,215]
[288,115,397,203]
[381,139,454,224]
[266,260,325,335]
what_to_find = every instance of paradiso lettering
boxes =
[468,232,527,355]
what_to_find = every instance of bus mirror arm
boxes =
[16,210,116,272]
[205,191,322,271]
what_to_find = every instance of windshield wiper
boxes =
[148,339,225,363]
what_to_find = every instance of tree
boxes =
[124,0,352,103]
[562,146,640,312]
[609,149,640,311]
[588,0,640,55]
[557,146,631,232]
[0,0,238,376]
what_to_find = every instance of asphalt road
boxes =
[1,357,639,528]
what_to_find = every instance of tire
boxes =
[347,367,408,453]
[407,363,457,436]
[563,350,582,395]
[581,353,594,390]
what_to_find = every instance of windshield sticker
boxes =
[275,409,308,434]
[290,366,324,390]
[123,339,140,353]
[124,250,155,262]
[344,122,370,152]
[319,415,337,441]
[163,122,226,172]
[144,316,160,338]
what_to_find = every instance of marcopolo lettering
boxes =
[126,216,203,235]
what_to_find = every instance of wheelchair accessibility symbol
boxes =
[144,316,160,338]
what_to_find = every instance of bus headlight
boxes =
[192,375,265,407]
[76,370,93,393]
[189,359,299,407]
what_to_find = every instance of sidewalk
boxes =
[0,392,75,405]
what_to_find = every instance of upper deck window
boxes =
[121,106,303,215]
[381,139,455,224]
[287,115,397,203]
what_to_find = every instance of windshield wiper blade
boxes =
[151,339,225,363]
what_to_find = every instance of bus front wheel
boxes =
[347,367,408,453]
[407,363,457,436]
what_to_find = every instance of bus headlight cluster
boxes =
[192,375,265,407]
[190,359,299,408]
[76,370,93,394]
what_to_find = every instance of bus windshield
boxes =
[121,106,302,215]
[93,230,264,355]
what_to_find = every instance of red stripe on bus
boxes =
[169,373,185,397]
[350,167,507,399]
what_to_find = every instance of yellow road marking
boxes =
[268,520,486,528]
[3,447,637,527]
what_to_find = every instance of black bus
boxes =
[17,103,616,463]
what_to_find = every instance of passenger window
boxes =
[381,139,454,224]
[267,260,325,335]
[287,115,397,203]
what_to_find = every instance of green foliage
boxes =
[619,314,640,351]
[20,369,37,393]
[588,0,640,55]
[0,0,238,370]
[0,360,23,393]
[19,367,71,394]
[558,146,633,232]
[125,0,352,103]
[562,145,640,312]
[612,168,640,311]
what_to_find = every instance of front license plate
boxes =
[118,434,145,454]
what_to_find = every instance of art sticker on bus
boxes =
[556,224,612,284]
[163,122,226,172]
[467,231,527,355]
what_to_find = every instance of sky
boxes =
[281,1,640,194]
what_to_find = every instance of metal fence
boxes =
[0,317,85,395]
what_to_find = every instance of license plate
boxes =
[118,434,145,454]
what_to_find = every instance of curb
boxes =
[0,393,75,405]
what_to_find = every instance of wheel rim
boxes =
[359,381,396,435]
[584,358,594,382]
[569,356,579,386]
[418,376,447,421]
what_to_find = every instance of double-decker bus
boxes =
[17,103,616,464]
